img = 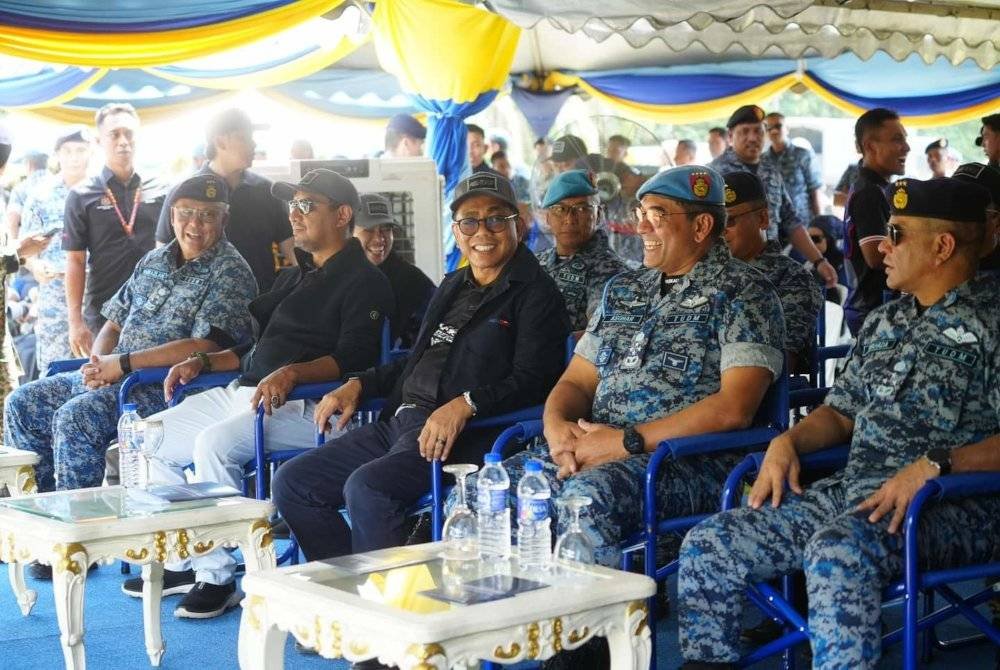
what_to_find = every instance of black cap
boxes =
[54,127,91,151]
[170,173,230,206]
[272,168,361,211]
[726,105,766,129]
[205,108,262,144]
[722,171,766,207]
[450,173,518,213]
[387,114,426,140]
[355,193,397,229]
[952,162,1000,206]
[550,135,588,163]
[975,114,1000,146]
[925,138,949,154]
[889,177,990,224]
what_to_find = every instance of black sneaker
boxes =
[174,581,240,619]
[121,569,195,598]
[542,637,610,670]
[29,561,98,581]
[351,660,396,670]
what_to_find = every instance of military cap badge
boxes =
[724,186,737,204]
[206,184,217,199]
[690,171,711,199]
[893,180,908,210]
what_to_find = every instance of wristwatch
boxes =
[192,351,212,372]
[924,448,952,476]
[622,426,645,456]
[462,391,478,416]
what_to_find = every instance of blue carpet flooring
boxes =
[1,544,997,669]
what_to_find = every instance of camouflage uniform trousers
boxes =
[447,442,740,567]
[35,278,72,375]
[3,371,166,492]
[678,479,1000,669]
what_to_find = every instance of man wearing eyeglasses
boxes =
[112,168,393,618]
[536,170,627,332]
[678,177,1000,670]
[723,172,823,370]
[5,173,255,517]
[271,173,570,564]
[765,112,822,225]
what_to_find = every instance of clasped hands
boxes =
[546,418,629,480]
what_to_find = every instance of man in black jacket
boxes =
[273,174,571,559]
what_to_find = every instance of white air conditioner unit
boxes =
[256,158,445,283]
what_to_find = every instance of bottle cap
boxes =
[525,460,542,472]
[123,403,138,412]
[484,453,501,464]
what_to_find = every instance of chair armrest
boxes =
[659,427,781,460]
[789,387,830,409]
[44,358,87,377]
[287,382,342,401]
[922,472,1000,500]
[118,367,171,411]
[816,344,851,362]
[489,420,544,457]
[470,405,543,429]
[747,444,850,471]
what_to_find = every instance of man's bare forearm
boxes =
[130,338,222,369]
[952,434,1000,473]
[543,378,593,425]
[65,253,86,324]
[784,405,854,454]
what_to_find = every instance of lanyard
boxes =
[104,185,141,237]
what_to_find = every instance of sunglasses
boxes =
[288,198,333,215]
[453,213,517,236]
[172,206,226,224]
[887,222,906,245]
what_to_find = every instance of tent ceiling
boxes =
[488,0,1000,69]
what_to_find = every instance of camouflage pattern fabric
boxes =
[710,148,804,242]
[747,240,823,359]
[766,144,821,225]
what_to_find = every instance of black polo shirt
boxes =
[400,273,486,408]
[379,251,435,348]
[156,165,292,292]
[844,165,890,321]
[236,238,394,385]
[63,166,166,332]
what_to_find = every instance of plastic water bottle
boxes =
[117,403,143,490]
[517,460,552,570]
[477,453,511,562]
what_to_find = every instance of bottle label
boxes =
[518,497,549,522]
[487,489,508,513]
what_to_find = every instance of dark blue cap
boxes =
[170,173,230,206]
[54,127,91,151]
[450,173,518,213]
[272,168,361,211]
[387,114,426,140]
[637,165,726,206]
[951,163,1000,206]
[890,177,989,224]
[542,169,597,207]
[722,171,766,207]
[726,104,766,129]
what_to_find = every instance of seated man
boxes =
[272,173,570,560]
[536,170,627,332]
[4,173,255,497]
[453,166,785,569]
[722,172,823,371]
[120,169,393,618]
[354,193,435,348]
[678,178,1000,670]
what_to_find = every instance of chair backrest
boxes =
[751,367,790,433]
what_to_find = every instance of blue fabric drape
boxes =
[807,73,1000,117]
[580,71,791,105]
[510,85,575,140]
[0,1,290,31]
[272,69,418,118]
[0,66,98,106]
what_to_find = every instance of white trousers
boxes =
[147,381,331,584]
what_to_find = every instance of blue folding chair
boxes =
[43,358,87,377]
[722,447,1000,670]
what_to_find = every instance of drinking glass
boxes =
[441,464,479,561]
[554,495,595,565]
[139,419,164,488]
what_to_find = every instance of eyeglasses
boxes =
[453,213,518,236]
[724,207,766,228]
[172,206,226,224]
[634,206,689,226]
[288,198,333,215]
[548,203,597,221]
[766,124,783,131]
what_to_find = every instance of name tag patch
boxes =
[556,269,585,284]
[924,341,978,367]
[605,313,643,325]
[664,312,709,325]
[661,351,689,372]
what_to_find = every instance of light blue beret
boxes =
[636,165,726,206]
[542,169,598,208]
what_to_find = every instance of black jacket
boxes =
[237,238,394,385]
[379,251,436,348]
[356,244,570,419]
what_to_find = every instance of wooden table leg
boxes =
[51,543,89,670]
[142,562,166,666]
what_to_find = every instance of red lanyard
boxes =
[104,185,142,237]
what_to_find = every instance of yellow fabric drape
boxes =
[0,0,344,67]
[145,33,370,90]
[372,0,521,104]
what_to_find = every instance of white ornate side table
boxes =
[0,446,40,496]
[239,543,656,670]
[0,486,274,670]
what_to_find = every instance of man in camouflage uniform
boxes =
[710,105,836,288]
[764,112,821,224]
[451,165,785,568]
[535,170,627,331]
[722,171,823,370]
[4,173,256,495]
[678,177,1000,670]
[18,128,92,374]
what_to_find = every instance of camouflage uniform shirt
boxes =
[765,144,821,225]
[710,148,804,242]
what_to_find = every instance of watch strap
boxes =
[192,351,212,373]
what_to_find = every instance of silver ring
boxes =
[270,395,281,406]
